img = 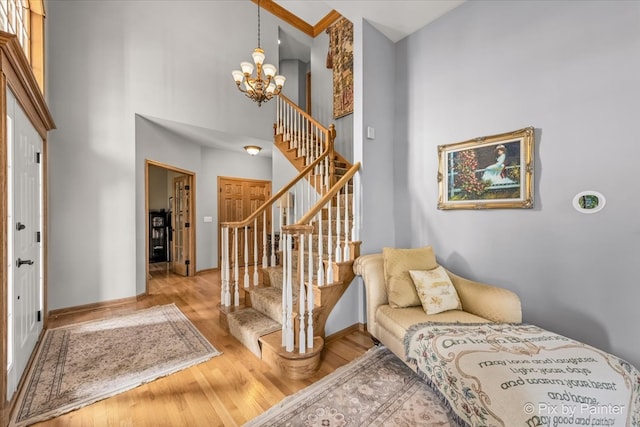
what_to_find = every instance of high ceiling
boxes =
[274,0,465,43]
[158,1,466,156]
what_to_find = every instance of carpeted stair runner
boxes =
[226,307,281,358]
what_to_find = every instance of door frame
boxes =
[144,160,196,291]
[0,34,55,424]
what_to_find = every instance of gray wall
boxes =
[395,1,640,366]
[311,30,354,162]
[46,1,279,309]
[135,116,272,297]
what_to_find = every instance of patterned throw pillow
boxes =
[409,267,462,315]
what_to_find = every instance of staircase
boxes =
[219,94,361,379]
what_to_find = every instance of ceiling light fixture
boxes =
[244,145,262,156]
[232,0,285,107]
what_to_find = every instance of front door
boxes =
[171,175,191,276]
[7,89,43,397]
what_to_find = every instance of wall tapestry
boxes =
[327,17,353,119]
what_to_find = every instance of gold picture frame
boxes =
[438,127,534,210]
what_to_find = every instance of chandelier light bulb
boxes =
[230,0,285,106]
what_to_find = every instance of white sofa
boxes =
[353,251,522,361]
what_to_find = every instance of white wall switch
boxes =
[367,126,375,140]
[203,216,213,223]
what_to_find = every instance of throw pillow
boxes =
[382,246,438,308]
[409,267,462,315]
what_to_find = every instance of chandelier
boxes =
[232,0,286,107]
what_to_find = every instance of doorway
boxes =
[217,176,272,268]
[145,160,196,290]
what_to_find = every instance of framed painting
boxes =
[438,127,534,210]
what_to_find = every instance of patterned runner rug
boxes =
[244,345,454,426]
[10,304,221,427]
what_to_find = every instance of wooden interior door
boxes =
[171,175,192,276]
[218,177,271,268]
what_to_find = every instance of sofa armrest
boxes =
[353,254,388,335]
[447,270,522,323]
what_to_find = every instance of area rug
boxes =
[243,345,453,426]
[10,304,221,427]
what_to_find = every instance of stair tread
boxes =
[226,307,281,358]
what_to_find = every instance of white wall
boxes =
[46,1,280,308]
[395,1,640,367]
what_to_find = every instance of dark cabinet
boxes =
[149,211,169,263]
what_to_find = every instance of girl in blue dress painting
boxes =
[482,144,514,186]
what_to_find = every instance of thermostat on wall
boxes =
[572,191,605,214]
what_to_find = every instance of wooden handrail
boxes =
[284,162,361,230]
[221,151,329,229]
[221,96,336,229]
[278,93,329,133]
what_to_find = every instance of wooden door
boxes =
[218,177,271,268]
[171,175,192,276]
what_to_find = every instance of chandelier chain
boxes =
[257,0,261,49]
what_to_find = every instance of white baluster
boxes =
[263,211,268,268]
[234,227,239,306]
[254,217,259,286]
[299,232,306,354]
[335,188,342,263]
[285,233,294,352]
[353,172,359,242]
[316,210,324,287]
[343,182,350,261]
[326,197,334,284]
[307,231,314,349]
[244,225,249,288]
[221,227,228,306]
[281,227,288,347]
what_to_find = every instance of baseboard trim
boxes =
[47,296,138,321]
[325,322,367,344]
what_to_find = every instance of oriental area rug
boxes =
[10,304,221,427]
[243,345,454,427]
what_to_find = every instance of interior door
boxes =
[218,177,271,268]
[7,89,43,397]
[171,175,191,276]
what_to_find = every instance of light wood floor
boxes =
[29,264,375,426]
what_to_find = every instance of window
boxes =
[0,0,45,92]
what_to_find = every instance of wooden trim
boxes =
[47,296,139,320]
[0,32,54,136]
[0,30,53,425]
[324,322,367,343]
[144,160,197,287]
[0,72,7,427]
[313,10,342,37]
[253,0,313,36]
[253,0,341,39]
[197,267,219,275]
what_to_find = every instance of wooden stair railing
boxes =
[220,94,362,380]
[278,162,362,350]
[220,95,335,309]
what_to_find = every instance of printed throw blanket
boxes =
[404,323,640,427]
